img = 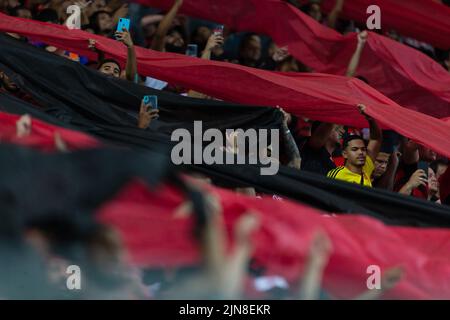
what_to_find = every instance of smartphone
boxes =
[143,95,158,110]
[116,18,130,33]
[417,161,429,179]
[213,25,224,37]
[186,44,198,57]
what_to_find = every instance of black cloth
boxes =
[1,34,450,228]
[300,142,336,176]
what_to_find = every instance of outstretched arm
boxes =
[115,29,137,81]
[281,109,301,169]
[358,104,382,162]
[151,0,184,52]
[327,0,345,30]
[298,231,332,300]
[88,39,105,64]
[188,34,224,99]
[346,31,367,77]
[354,267,403,300]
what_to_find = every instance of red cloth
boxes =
[0,111,100,151]
[97,180,450,299]
[136,0,450,119]
[321,0,450,49]
[1,108,449,299]
[1,14,450,159]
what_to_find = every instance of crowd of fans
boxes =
[0,0,449,299]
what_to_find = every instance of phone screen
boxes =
[213,25,224,36]
[116,18,130,33]
[417,161,429,179]
[143,95,158,110]
[186,44,198,57]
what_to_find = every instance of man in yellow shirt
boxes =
[327,104,382,188]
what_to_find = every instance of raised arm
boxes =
[346,31,367,77]
[88,39,105,63]
[298,231,332,300]
[115,29,137,82]
[281,109,301,169]
[358,104,382,162]
[327,0,345,30]
[188,33,224,99]
[354,267,403,300]
[151,0,184,52]
[201,33,224,60]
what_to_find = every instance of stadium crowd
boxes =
[0,0,449,299]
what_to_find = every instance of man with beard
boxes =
[151,0,186,53]
[327,105,382,187]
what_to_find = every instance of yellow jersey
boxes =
[327,156,375,187]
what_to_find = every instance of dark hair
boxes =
[98,59,121,72]
[168,26,187,40]
[311,120,322,134]
[300,0,321,14]
[300,3,312,13]
[35,9,58,23]
[89,10,112,33]
[8,6,31,18]
[239,33,259,51]
[343,135,365,149]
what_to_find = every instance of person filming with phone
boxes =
[88,19,137,82]
[138,96,159,130]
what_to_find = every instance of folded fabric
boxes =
[136,0,450,119]
[321,0,450,49]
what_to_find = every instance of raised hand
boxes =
[407,169,428,189]
[138,100,159,129]
[204,33,224,52]
[381,266,404,290]
[88,38,97,50]
[358,30,368,45]
[74,0,92,11]
[278,107,292,126]
[16,114,32,138]
[272,46,290,62]
[54,132,68,152]
[357,103,373,121]
[115,29,134,48]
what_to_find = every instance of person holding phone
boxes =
[115,25,137,82]
[187,33,224,99]
[88,26,137,82]
[394,139,437,199]
[138,96,159,130]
